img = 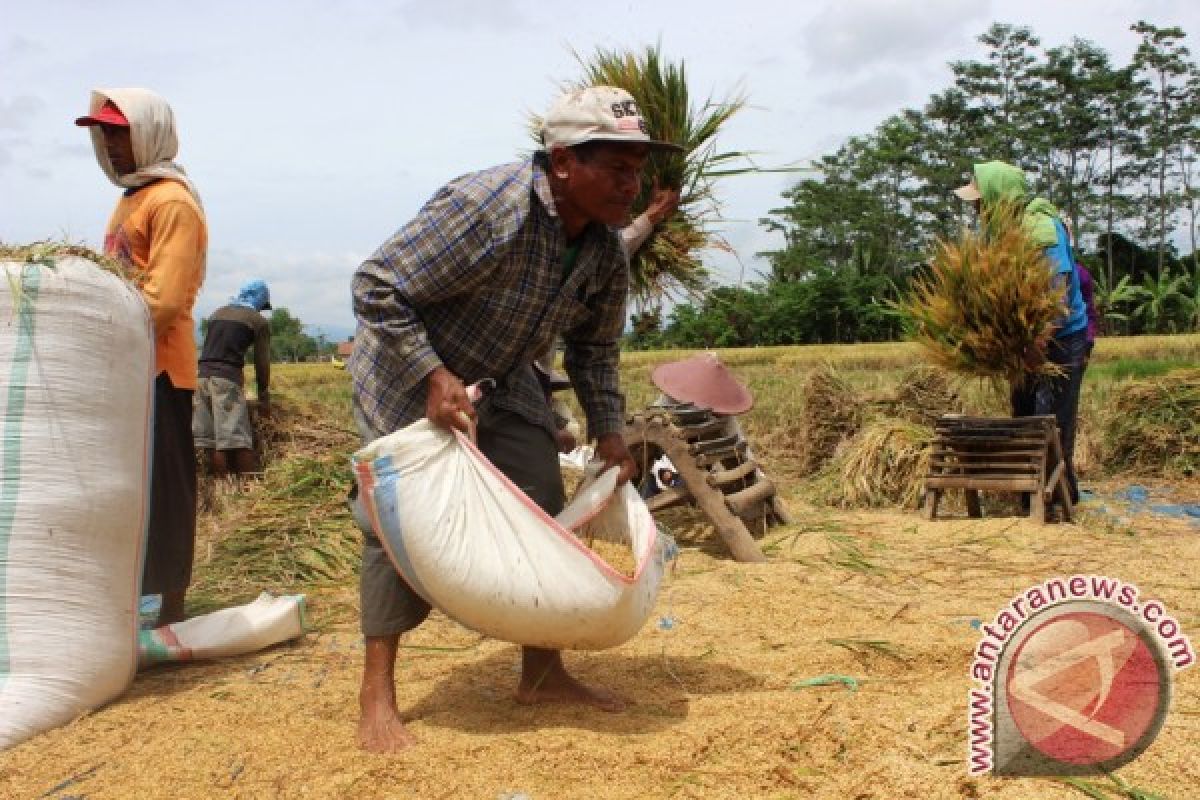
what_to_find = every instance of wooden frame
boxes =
[624,404,788,562]
[922,415,1074,524]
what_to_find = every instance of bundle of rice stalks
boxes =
[537,44,752,310]
[899,203,1065,388]
[192,454,360,607]
[813,418,934,510]
[1102,369,1200,476]
[797,364,864,474]
[884,366,963,427]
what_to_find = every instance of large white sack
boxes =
[0,256,154,750]
[353,420,666,651]
[138,593,306,668]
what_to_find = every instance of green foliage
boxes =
[755,20,1198,343]
[269,307,318,362]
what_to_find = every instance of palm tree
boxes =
[1184,262,1200,331]
[1091,273,1141,334]
[1131,267,1192,333]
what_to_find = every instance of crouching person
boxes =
[194,279,273,478]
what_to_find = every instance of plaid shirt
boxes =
[350,158,628,439]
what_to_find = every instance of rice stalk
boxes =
[534,43,754,310]
[1,239,141,285]
[796,364,864,474]
[898,201,1066,388]
[812,417,934,510]
[825,637,907,663]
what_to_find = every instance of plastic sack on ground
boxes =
[1,256,154,751]
[352,420,665,651]
[139,593,306,668]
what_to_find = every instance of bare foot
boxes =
[516,650,626,712]
[358,682,417,753]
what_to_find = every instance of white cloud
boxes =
[198,247,364,335]
[0,35,46,60]
[0,95,46,131]
[818,71,914,110]
[802,0,990,75]
[397,0,529,31]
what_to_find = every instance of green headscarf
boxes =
[972,161,1059,248]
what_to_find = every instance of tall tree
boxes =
[951,24,1045,164]
[1130,21,1193,278]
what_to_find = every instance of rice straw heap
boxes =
[1102,369,1200,476]
[885,365,963,427]
[813,418,935,510]
[796,364,864,474]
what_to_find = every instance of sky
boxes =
[2,0,1196,341]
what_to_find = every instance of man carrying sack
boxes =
[349,86,679,753]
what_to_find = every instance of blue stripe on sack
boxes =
[371,457,434,603]
[0,267,41,684]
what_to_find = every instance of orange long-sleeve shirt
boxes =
[104,179,207,389]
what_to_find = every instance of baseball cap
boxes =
[953,179,982,202]
[542,86,681,152]
[75,100,129,127]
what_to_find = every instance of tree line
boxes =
[630,21,1200,349]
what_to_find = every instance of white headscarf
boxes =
[85,87,202,207]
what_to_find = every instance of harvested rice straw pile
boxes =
[814,417,934,510]
[797,364,864,474]
[899,203,1066,388]
[1102,369,1200,476]
[885,365,962,427]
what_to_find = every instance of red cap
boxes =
[75,101,129,127]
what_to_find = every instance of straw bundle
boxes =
[885,366,962,427]
[536,44,751,310]
[1102,369,1200,476]
[814,418,934,509]
[797,364,864,474]
[899,204,1066,388]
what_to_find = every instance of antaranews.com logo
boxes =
[967,575,1194,776]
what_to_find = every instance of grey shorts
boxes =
[192,375,253,450]
[356,399,566,637]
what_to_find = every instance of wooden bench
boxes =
[922,415,1073,524]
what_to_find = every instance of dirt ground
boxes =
[3,480,1198,799]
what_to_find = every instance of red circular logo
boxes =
[1005,610,1166,766]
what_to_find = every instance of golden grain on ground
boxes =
[4,343,1199,799]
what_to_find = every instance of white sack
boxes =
[353,420,666,651]
[138,592,306,667]
[0,257,154,750]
